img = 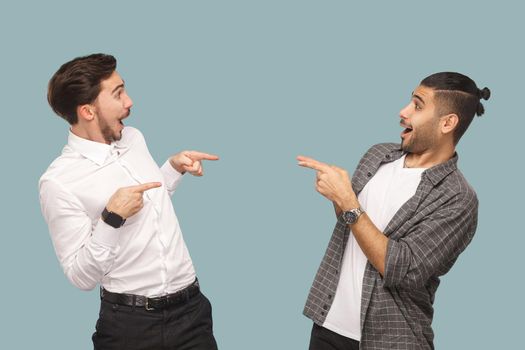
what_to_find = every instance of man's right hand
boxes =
[106,182,162,219]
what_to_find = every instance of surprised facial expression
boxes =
[399,85,441,154]
[92,71,133,144]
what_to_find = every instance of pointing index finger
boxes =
[297,155,329,172]
[130,182,162,193]
[186,151,220,161]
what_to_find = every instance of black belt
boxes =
[100,279,200,311]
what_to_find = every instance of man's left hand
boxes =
[297,155,358,211]
[170,151,219,176]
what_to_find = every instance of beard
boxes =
[98,115,123,143]
[401,121,439,154]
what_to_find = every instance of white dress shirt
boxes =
[39,126,196,296]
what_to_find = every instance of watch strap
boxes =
[101,207,126,228]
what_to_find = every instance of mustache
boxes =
[400,120,412,129]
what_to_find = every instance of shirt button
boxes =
[385,154,390,159]
[323,304,328,310]
[321,311,325,316]
[366,172,372,177]
[327,294,332,300]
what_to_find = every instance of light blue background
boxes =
[1,1,522,348]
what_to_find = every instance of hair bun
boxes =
[479,87,491,100]
[476,103,485,117]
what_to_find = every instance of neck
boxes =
[404,143,455,169]
[71,124,109,145]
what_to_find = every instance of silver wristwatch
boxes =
[341,207,365,225]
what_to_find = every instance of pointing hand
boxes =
[297,155,357,211]
[170,151,219,177]
[106,182,162,219]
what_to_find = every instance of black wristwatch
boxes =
[341,207,365,225]
[101,207,126,228]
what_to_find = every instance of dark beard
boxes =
[401,129,436,154]
[99,118,122,143]
[401,138,413,153]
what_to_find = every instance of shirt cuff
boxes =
[161,160,184,191]
[91,218,121,248]
[383,239,410,287]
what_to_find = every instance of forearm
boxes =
[348,213,388,276]
[296,155,389,275]
[333,202,342,218]
[339,196,388,276]
[57,219,121,290]
[161,160,184,195]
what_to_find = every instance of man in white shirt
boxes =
[40,53,219,350]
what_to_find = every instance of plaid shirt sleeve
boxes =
[384,190,478,289]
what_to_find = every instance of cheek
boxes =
[106,105,121,119]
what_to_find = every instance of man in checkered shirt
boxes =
[298,72,490,350]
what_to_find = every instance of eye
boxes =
[414,102,422,110]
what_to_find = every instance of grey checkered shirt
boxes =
[304,143,478,349]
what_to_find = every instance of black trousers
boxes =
[92,291,218,350]
[309,323,359,350]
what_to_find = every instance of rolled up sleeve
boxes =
[384,192,478,289]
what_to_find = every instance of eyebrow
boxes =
[111,80,125,94]
[411,92,425,105]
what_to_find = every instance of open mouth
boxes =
[401,123,413,138]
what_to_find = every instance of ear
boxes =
[440,113,459,136]
[76,104,96,122]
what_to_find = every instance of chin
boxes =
[109,129,123,142]
[400,138,408,151]
[401,140,413,153]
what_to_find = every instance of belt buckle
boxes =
[145,298,155,311]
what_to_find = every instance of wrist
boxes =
[341,206,365,225]
[338,194,359,212]
[169,158,186,174]
[101,207,126,228]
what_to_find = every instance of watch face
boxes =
[102,208,125,228]
[344,211,357,224]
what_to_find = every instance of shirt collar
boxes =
[67,130,115,166]
[383,144,459,186]
[422,153,459,186]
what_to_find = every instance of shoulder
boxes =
[358,142,401,164]
[441,169,478,207]
[120,126,146,144]
[39,158,78,206]
[365,143,400,156]
[39,145,82,190]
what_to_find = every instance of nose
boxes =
[124,93,133,109]
[399,102,411,121]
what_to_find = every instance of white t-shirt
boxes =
[323,154,426,340]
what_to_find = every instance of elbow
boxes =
[67,275,98,291]
[383,268,427,290]
[383,240,427,289]
[64,267,99,291]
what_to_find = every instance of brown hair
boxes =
[47,53,117,124]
